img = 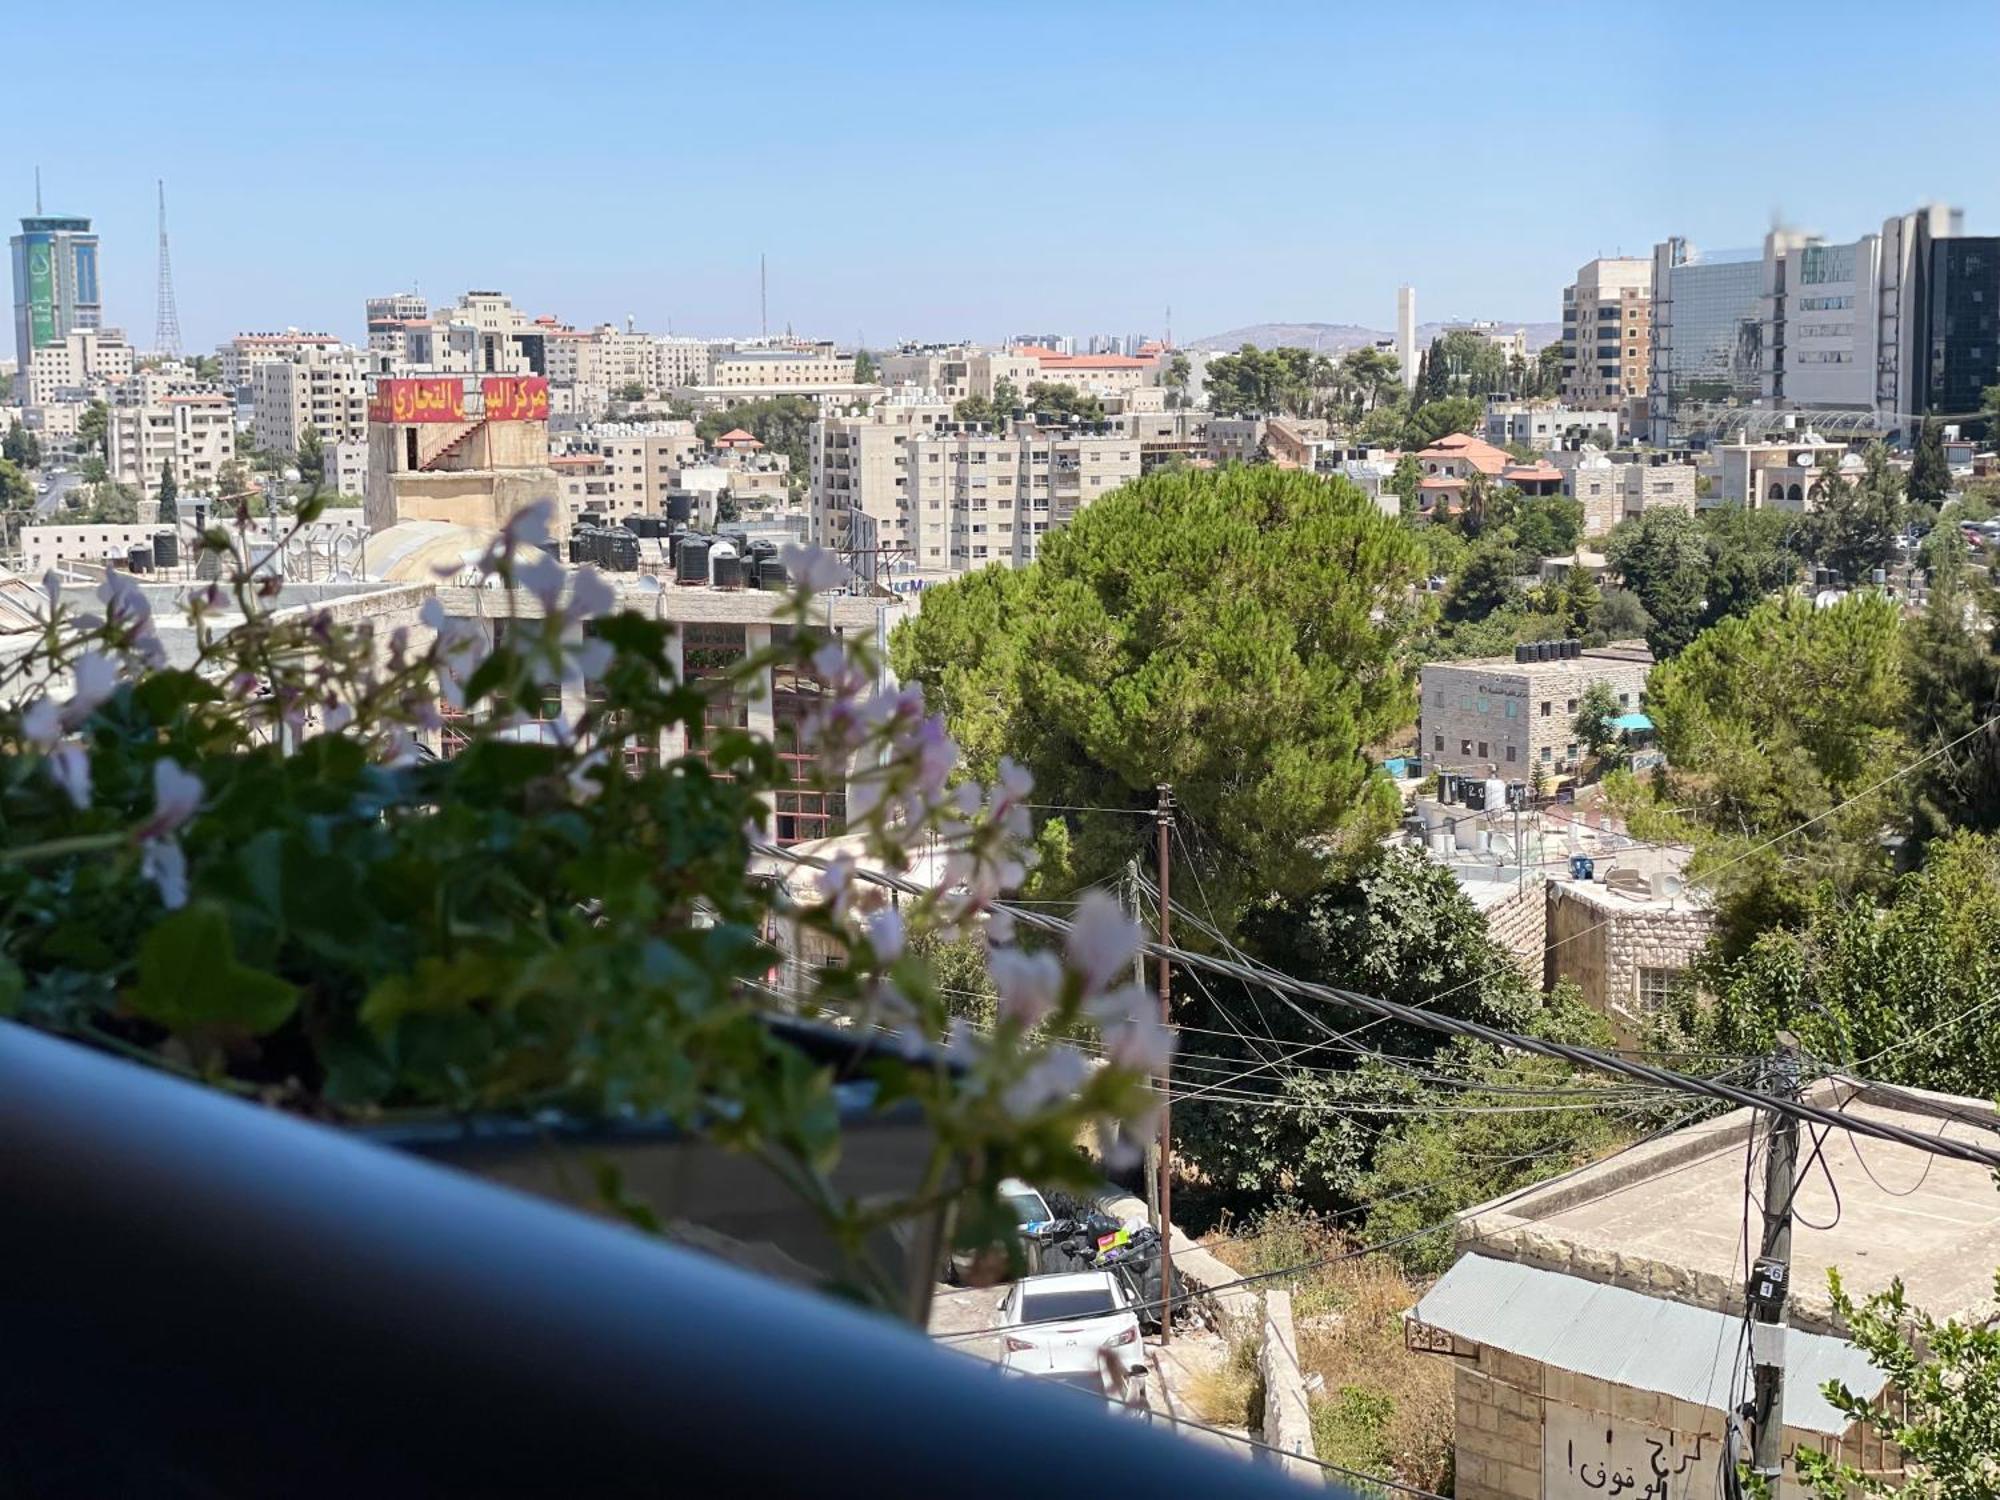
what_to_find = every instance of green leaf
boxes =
[0,955,22,1017]
[128,901,298,1034]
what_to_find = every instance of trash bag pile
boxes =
[1022,1195,1195,1332]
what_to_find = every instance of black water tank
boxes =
[126,544,151,574]
[604,532,640,572]
[152,530,180,568]
[1514,643,1533,663]
[568,533,591,564]
[714,553,743,590]
[666,492,693,525]
[1566,639,1581,659]
[677,535,710,585]
[760,557,789,591]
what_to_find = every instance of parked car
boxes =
[997,1270,1146,1408]
[946,1178,1053,1285]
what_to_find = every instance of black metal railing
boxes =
[0,1021,1334,1497]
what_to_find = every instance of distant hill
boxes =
[1190,320,1565,355]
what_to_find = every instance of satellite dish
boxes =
[332,568,354,583]
[334,532,360,557]
[635,575,663,595]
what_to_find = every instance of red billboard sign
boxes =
[481,375,550,423]
[369,377,467,424]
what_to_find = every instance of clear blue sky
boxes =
[10,0,1997,351]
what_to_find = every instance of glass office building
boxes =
[1925,237,2000,424]
[9,215,101,373]
[1648,240,1764,445]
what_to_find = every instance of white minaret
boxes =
[1396,285,1417,391]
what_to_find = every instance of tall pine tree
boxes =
[1422,336,1451,402]
[157,461,179,526]
[1908,416,1950,514]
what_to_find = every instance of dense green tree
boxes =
[1908,416,1952,514]
[1698,504,1805,625]
[2,420,40,470]
[1903,566,2000,848]
[156,461,178,525]
[1642,591,1910,947]
[1420,337,1450,403]
[953,394,1005,428]
[1511,494,1583,558]
[892,466,1427,912]
[1334,347,1403,420]
[1605,507,1710,654]
[0,458,31,509]
[852,349,879,384]
[1388,454,1422,519]
[1173,846,1566,1218]
[1443,539,1521,622]
[1571,680,1622,760]
[75,400,109,458]
[695,396,816,496]
[1807,442,1903,583]
[216,458,250,503]
[1796,1263,2000,1500]
[1559,564,1601,639]
[1161,352,1191,408]
[79,453,109,486]
[1401,397,1482,449]
[296,424,323,484]
[1592,586,1651,642]
[1201,346,1333,419]
[83,481,140,524]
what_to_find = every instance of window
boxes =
[1505,745,1517,763]
[1566,743,1579,760]
[1618,693,1630,706]
[1460,739,1473,756]
[1540,745,1552,762]
[1506,699,1518,719]
[1540,701,1551,717]
[1638,967,1682,1009]
[1566,698,1577,713]
[1434,734,1444,752]
[1477,741,1488,758]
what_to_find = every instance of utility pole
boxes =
[1155,783,1175,1345]
[1749,1034,1801,1484]
[1127,858,1158,1233]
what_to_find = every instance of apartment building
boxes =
[1558,452,1698,536]
[1420,642,1653,777]
[325,437,368,498]
[652,337,717,392]
[397,291,547,378]
[708,342,852,391]
[877,346,1040,402]
[112,365,215,409]
[1484,401,1621,451]
[26,326,133,405]
[1559,259,1651,407]
[365,292,428,362]
[811,397,1140,573]
[1021,348,1156,398]
[251,349,371,458]
[219,330,345,393]
[108,392,236,499]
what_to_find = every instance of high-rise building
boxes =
[1919,236,2000,425]
[365,292,428,361]
[10,215,102,374]
[1396,286,1416,391]
[1646,239,1764,446]
[1560,259,1651,407]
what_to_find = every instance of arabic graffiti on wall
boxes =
[480,376,550,423]
[368,378,468,424]
[1543,1403,1712,1500]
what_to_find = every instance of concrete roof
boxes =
[1468,1079,2000,1328]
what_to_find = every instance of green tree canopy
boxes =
[1401,397,1482,450]
[1511,493,1584,558]
[1605,507,1711,655]
[1571,680,1622,757]
[1806,442,1904,584]
[695,396,816,497]
[1642,590,1910,945]
[1202,345,1335,419]
[892,466,1427,911]
[156,460,179,524]
[76,400,109,458]
[296,424,323,483]
[3,420,40,470]
[1908,416,1951,514]
[1023,381,1105,424]
[0,458,32,509]
[852,349,879,384]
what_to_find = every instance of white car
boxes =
[998,1177,1052,1230]
[997,1270,1146,1404]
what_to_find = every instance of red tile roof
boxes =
[1416,432,1508,476]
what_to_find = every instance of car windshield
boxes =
[1002,1191,1046,1224]
[1020,1287,1117,1322]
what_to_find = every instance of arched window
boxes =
[1767,482,1785,501]
[1788,483,1804,504]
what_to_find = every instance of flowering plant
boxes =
[0,502,1167,1310]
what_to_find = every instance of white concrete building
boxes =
[252,349,371,458]
[218,330,345,393]
[108,392,236,499]
[1560,258,1650,407]
[26,326,134,406]
[325,437,368,498]
[1420,642,1653,777]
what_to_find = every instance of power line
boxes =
[754,840,2000,1171]
[1138,1405,1452,1499]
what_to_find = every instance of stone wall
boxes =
[1259,1288,1317,1481]
[1483,879,1548,985]
[1451,1338,1901,1500]
[1545,882,1713,1044]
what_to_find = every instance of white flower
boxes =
[953,781,984,817]
[565,636,615,686]
[1067,889,1143,995]
[1101,1012,1175,1075]
[817,854,857,921]
[516,551,564,610]
[96,570,151,629]
[567,566,616,621]
[567,747,610,801]
[60,651,117,729]
[504,499,555,552]
[994,756,1033,808]
[1002,1045,1091,1119]
[779,542,846,595]
[47,744,91,810]
[20,697,60,751]
[322,702,354,734]
[984,907,1016,945]
[136,759,203,842]
[866,907,905,963]
[140,838,188,910]
[989,947,1063,1028]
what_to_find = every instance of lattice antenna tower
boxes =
[154,179,182,358]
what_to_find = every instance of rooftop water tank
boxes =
[712,541,743,590]
[676,535,710,585]
[152,530,180,569]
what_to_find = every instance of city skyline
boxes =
[8,0,1998,352]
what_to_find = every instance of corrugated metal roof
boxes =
[1413,1254,1884,1434]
